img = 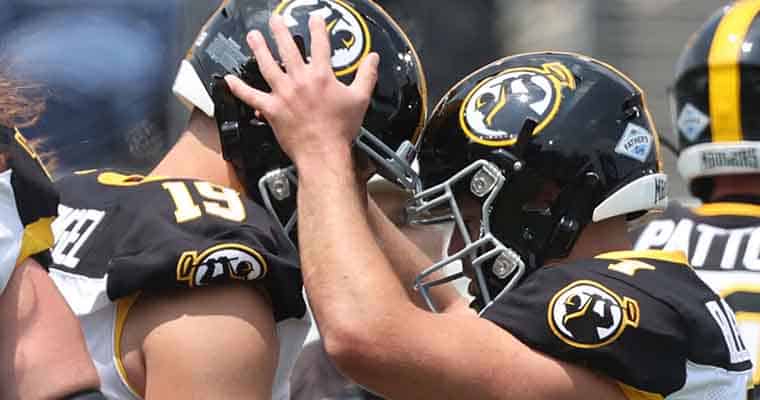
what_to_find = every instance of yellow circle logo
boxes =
[275,0,371,76]
[459,62,576,147]
[547,280,639,349]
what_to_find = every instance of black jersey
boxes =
[3,126,58,263]
[48,170,305,322]
[480,250,752,398]
[632,201,760,394]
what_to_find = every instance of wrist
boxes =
[294,143,356,183]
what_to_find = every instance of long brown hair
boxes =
[0,70,57,172]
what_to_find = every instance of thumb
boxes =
[352,53,380,97]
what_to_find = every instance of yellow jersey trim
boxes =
[617,382,664,400]
[708,0,760,142]
[16,217,55,266]
[114,294,143,399]
[595,249,688,265]
[97,172,169,187]
[694,202,760,217]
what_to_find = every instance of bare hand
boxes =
[225,15,380,168]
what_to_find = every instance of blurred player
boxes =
[45,0,426,398]
[226,14,753,397]
[0,76,103,399]
[632,1,760,395]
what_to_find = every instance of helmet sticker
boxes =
[548,280,640,349]
[615,122,653,163]
[459,62,576,147]
[677,103,710,142]
[275,0,371,76]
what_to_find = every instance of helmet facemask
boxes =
[407,158,526,312]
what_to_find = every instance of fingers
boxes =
[269,15,306,74]
[352,53,380,96]
[308,15,332,71]
[247,30,285,88]
[224,75,272,115]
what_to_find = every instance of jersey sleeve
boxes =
[8,128,58,263]
[105,217,305,322]
[479,260,691,396]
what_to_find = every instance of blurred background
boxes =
[0,0,733,197]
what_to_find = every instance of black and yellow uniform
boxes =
[480,250,752,398]
[1,126,58,264]
[47,170,308,400]
[633,200,760,393]
[48,169,305,320]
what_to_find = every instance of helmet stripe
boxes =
[708,0,760,143]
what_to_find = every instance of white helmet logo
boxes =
[276,0,371,76]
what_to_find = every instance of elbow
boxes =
[320,318,386,378]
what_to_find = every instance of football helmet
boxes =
[173,0,427,237]
[672,2,760,201]
[407,52,668,310]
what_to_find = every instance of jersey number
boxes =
[706,298,751,364]
[162,181,245,223]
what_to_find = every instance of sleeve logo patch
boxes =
[177,244,268,288]
[548,280,640,349]
[615,122,653,162]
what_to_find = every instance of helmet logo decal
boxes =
[677,103,710,143]
[275,0,371,76]
[177,243,268,288]
[615,123,654,163]
[548,280,639,349]
[459,62,576,147]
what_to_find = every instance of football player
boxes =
[632,1,760,394]
[0,80,103,399]
[226,14,754,398]
[44,0,427,399]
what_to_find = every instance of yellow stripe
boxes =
[694,201,760,217]
[114,293,143,398]
[617,382,664,400]
[596,249,688,265]
[708,0,760,142]
[97,172,170,187]
[15,217,54,265]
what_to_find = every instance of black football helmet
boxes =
[173,0,427,238]
[407,52,668,311]
[671,2,760,201]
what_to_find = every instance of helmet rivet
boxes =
[267,171,291,201]
[470,167,498,198]
[522,228,534,241]
[492,254,516,279]
[513,161,524,172]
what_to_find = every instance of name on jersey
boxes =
[635,218,760,271]
[51,205,106,269]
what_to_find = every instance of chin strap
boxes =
[546,171,600,260]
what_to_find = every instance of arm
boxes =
[0,258,101,399]
[226,15,625,400]
[366,192,468,313]
[123,282,277,399]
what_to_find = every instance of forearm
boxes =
[296,150,411,340]
[366,198,466,313]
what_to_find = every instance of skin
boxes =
[114,89,279,399]
[226,14,627,399]
[710,174,760,200]
[0,258,101,400]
